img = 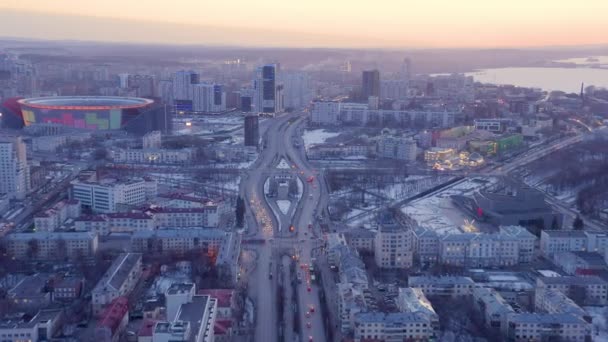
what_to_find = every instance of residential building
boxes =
[540,230,608,257]
[439,232,520,267]
[111,148,194,164]
[149,207,222,229]
[92,253,142,316]
[0,309,63,342]
[253,64,283,114]
[244,114,259,147]
[193,83,226,113]
[552,251,607,276]
[474,118,513,134]
[380,79,409,100]
[504,313,591,342]
[345,227,375,253]
[34,199,81,231]
[376,134,417,161]
[130,228,231,257]
[373,224,413,269]
[326,233,348,267]
[354,312,435,342]
[311,100,458,128]
[154,283,217,342]
[408,276,475,297]
[4,231,98,260]
[95,296,129,342]
[412,228,440,266]
[53,276,84,301]
[396,288,439,336]
[172,71,199,103]
[142,131,162,149]
[535,276,608,306]
[280,71,312,110]
[0,136,28,199]
[71,178,157,213]
[472,287,514,332]
[534,288,589,320]
[362,69,381,100]
[337,282,368,335]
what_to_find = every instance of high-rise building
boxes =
[401,58,412,80]
[157,79,174,104]
[253,64,283,114]
[244,114,260,147]
[172,70,199,102]
[0,136,29,199]
[127,74,155,98]
[192,83,226,113]
[280,71,313,110]
[362,69,380,100]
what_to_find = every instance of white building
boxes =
[310,101,340,125]
[192,83,226,113]
[71,178,157,213]
[373,224,413,269]
[534,288,588,319]
[111,148,194,164]
[131,228,232,257]
[408,276,475,297]
[34,199,81,231]
[92,253,142,316]
[337,282,368,334]
[253,64,283,114]
[0,136,29,200]
[143,131,162,149]
[0,309,63,342]
[412,228,440,266]
[472,287,514,332]
[441,227,535,267]
[504,313,591,342]
[380,79,409,100]
[354,312,435,342]
[376,134,417,161]
[154,283,217,342]
[151,207,221,229]
[535,276,608,306]
[311,101,458,128]
[172,70,198,102]
[396,288,439,336]
[280,71,312,110]
[540,230,608,257]
[474,118,512,133]
[4,231,98,260]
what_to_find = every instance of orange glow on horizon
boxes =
[1,0,607,48]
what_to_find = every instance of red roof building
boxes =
[95,296,129,342]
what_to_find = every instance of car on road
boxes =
[306,322,312,329]
[306,311,310,318]
[309,305,315,313]
[309,336,313,342]
[307,286,312,292]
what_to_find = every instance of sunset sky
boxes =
[1,0,607,48]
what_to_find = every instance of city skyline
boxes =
[2,0,608,48]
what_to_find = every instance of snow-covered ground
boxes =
[276,200,291,215]
[302,129,340,148]
[277,159,291,169]
[400,177,498,235]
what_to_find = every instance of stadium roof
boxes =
[18,96,153,110]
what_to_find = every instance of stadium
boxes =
[2,96,171,134]
[17,96,154,130]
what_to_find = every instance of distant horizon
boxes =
[1,2,608,49]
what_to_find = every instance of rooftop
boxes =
[356,311,430,325]
[167,283,195,296]
[198,289,233,308]
[5,231,96,241]
[507,313,588,325]
[177,295,211,342]
[409,276,475,286]
[132,228,228,239]
[97,297,129,334]
[538,275,607,286]
[94,253,141,294]
[19,96,153,109]
[397,288,437,317]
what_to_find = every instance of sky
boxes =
[1,0,608,48]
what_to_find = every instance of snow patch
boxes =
[277,159,291,169]
[277,200,291,215]
[302,129,340,148]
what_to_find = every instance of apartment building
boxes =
[373,224,414,269]
[472,287,515,332]
[505,313,591,342]
[131,228,230,257]
[92,253,142,316]
[354,312,435,342]
[534,288,589,320]
[536,276,608,306]
[540,230,608,257]
[396,288,439,336]
[408,276,475,298]
[4,231,98,260]
[34,199,81,231]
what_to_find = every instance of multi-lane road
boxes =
[241,112,329,342]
